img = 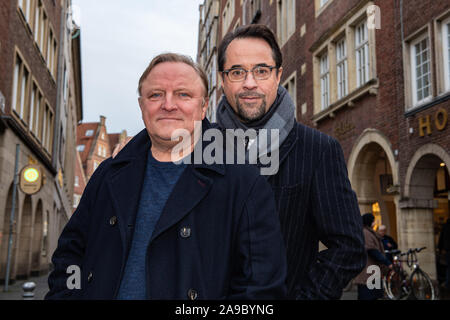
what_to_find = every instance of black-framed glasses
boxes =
[222,65,278,82]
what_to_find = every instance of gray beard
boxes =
[234,95,267,123]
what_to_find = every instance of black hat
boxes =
[362,213,375,227]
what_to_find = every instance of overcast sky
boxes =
[72,0,204,136]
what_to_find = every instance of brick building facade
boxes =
[74,116,130,211]
[0,0,82,283]
[198,0,450,281]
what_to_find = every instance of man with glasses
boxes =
[216,24,366,300]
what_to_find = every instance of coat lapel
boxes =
[149,166,213,243]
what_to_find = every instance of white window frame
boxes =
[283,72,297,118]
[320,0,329,7]
[12,54,30,123]
[277,0,296,46]
[29,83,36,132]
[336,38,348,99]
[410,33,432,106]
[442,17,450,93]
[355,20,369,87]
[320,52,330,110]
[77,145,85,152]
[74,176,79,187]
[85,129,94,136]
[222,0,235,36]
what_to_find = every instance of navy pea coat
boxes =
[45,121,287,300]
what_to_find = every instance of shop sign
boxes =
[19,165,43,195]
[419,108,448,137]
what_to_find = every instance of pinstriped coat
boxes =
[258,122,366,299]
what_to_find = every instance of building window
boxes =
[42,104,53,152]
[442,18,450,92]
[336,38,348,99]
[411,34,432,106]
[12,54,30,123]
[77,145,85,152]
[283,72,297,118]
[29,82,43,135]
[277,0,295,46]
[85,129,94,136]
[18,0,34,26]
[222,0,235,36]
[320,52,330,110]
[312,4,377,116]
[35,92,43,140]
[34,0,42,44]
[355,20,369,87]
[320,0,329,7]
[74,176,79,187]
[45,27,58,78]
[39,7,47,54]
[93,161,99,171]
[73,194,81,208]
[247,0,261,24]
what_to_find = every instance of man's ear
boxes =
[276,67,283,85]
[201,97,209,120]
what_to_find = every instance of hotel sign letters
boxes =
[418,108,448,137]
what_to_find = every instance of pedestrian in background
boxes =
[378,224,398,263]
[354,213,393,300]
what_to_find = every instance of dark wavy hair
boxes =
[217,24,283,72]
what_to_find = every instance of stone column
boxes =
[399,199,437,280]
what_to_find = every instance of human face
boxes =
[222,38,282,123]
[139,62,208,149]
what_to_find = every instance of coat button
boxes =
[87,272,93,283]
[180,227,191,238]
[109,216,117,226]
[187,289,198,300]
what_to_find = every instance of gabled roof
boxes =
[76,122,99,164]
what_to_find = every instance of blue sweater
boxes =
[117,152,186,299]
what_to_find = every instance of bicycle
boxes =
[383,247,437,300]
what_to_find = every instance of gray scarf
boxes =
[216,85,295,164]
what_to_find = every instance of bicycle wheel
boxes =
[409,269,435,300]
[386,270,410,300]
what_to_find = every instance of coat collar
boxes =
[105,119,224,257]
[109,119,225,175]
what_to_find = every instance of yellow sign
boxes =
[19,165,43,195]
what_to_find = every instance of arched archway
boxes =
[16,195,32,279]
[0,184,19,282]
[31,200,43,276]
[401,144,450,281]
[348,129,399,240]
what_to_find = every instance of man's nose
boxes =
[162,94,177,111]
[243,71,258,90]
